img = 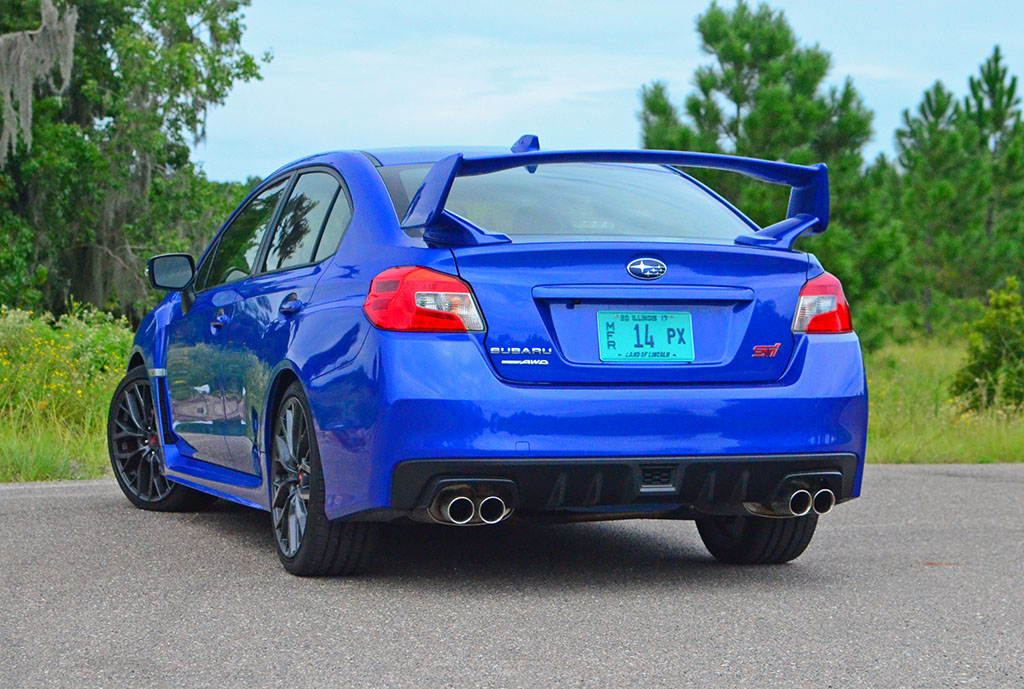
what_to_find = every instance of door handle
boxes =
[279,298,303,315]
[211,313,230,329]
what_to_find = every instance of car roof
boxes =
[262,146,506,180]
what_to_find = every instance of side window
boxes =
[261,172,339,273]
[313,185,354,263]
[198,179,287,291]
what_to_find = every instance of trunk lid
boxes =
[453,242,808,384]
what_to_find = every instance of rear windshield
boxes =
[377,162,755,243]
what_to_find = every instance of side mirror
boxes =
[147,253,195,291]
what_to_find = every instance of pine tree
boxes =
[963,46,1022,239]
[638,0,872,226]
[895,82,988,332]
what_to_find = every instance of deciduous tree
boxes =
[0,0,268,318]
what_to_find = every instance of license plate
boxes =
[597,311,694,363]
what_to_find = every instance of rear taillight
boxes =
[792,272,852,334]
[363,266,485,332]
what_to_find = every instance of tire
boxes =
[695,512,818,565]
[108,367,217,512]
[270,381,380,576]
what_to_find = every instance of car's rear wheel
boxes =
[270,381,379,576]
[108,367,216,511]
[695,512,817,564]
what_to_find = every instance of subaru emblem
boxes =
[626,258,667,280]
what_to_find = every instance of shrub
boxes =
[0,303,133,480]
[951,277,1024,411]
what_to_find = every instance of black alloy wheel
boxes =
[108,367,216,511]
[270,381,379,576]
[270,396,312,558]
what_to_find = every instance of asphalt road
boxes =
[1,465,1022,689]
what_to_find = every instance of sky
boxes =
[191,0,1024,181]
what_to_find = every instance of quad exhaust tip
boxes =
[813,488,836,515]
[477,496,507,524]
[788,489,812,517]
[442,495,475,525]
[744,488,815,518]
[433,490,513,525]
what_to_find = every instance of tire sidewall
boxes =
[108,367,158,509]
[696,512,817,565]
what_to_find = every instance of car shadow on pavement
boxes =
[368,522,813,590]
[189,501,826,590]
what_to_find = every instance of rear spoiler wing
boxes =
[401,147,828,250]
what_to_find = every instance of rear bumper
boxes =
[307,330,867,520]
[391,452,858,515]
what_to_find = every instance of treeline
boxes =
[0,0,266,320]
[3,1,1022,348]
[641,1,1024,347]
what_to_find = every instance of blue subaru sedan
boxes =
[109,137,867,576]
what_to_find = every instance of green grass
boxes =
[0,305,1020,482]
[0,305,132,481]
[866,340,1024,462]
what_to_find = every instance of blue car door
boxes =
[164,285,237,465]
[218,169,353,475]
[165,177,289,471]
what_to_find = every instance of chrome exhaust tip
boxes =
[812,488,836,515]
[789,489,812,517]
[743,488,812,519]
[442,495,475,525]
[477,496,507,524]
